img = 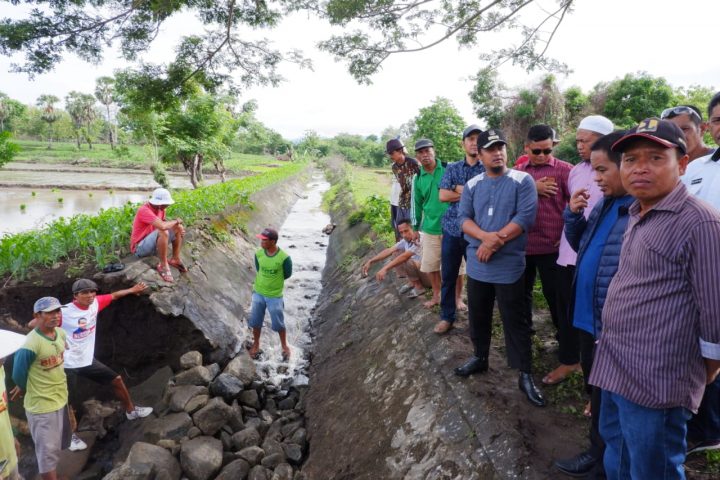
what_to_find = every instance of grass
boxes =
[347,166,392,203]
[11,139,283,174]
[0,160,307,280]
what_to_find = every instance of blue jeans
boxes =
[440,231,467,323]
[687,376,720,443]
[600,390,691,480]
[248,292,285,332]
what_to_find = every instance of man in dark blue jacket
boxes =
[555,131,632,478]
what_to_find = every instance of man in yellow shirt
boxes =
[0,329,27,480]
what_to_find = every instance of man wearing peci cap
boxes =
[411,139,448,308]
[387,138,420,238]
[590,118,720,479]
[435,124,485,333]
[248,228,293,360]
[130,187,187,283]
[0,329,28,480]
[11,297,71,480]
[456,129,544,407]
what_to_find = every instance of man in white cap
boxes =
[130,187,186,283]
[0,329,27,480]
[11,297,70,480]
[549,115,615,386]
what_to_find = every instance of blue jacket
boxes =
[563,195,634,337]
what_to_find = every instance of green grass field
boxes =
[12,139,283,174]
[348,166,392,203]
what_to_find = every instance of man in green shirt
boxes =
[12,297,71,480]
[248,228,293,361]
[412,139,448,308]
[0,329,27,480]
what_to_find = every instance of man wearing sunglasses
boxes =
[515,125,576,384]
[661,105,714,162]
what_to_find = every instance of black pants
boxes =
[467,275,533,373]
[579,329,606,476]
[525,254,579,365]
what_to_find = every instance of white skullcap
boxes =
[578,115,614,135]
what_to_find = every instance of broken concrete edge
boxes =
[305,158,534,479]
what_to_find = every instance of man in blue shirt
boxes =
[436,124,485,334]
[456,129,544,407]
[555,131,632,478]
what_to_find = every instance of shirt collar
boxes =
[629,181,688,216]
[711,148,720,162]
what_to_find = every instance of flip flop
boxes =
[102,262,125,273]
[168,258,189,273]
[156,264,174,283]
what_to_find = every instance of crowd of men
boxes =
[367,93,720,479]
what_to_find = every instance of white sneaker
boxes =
[69,433,88,451]
[126,406,153,420]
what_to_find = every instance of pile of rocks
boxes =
[103,350,308,480]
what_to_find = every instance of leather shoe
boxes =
[454,356,488,377]
[555,451,599,477]
[518,372,546,407]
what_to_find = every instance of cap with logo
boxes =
[462,124,483,140]
[414,139,434,151]
[578,115,614,136]
[72,278,99,294]
[0,329,28,359]
[33,297,65,313]
[385,138,404,154]
[477,129,507,149]
[256,228,279,241]
[149,188,175,206]
[611,118,687,155]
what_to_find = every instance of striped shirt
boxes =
[515,157,572,255]
[590,182,720,412]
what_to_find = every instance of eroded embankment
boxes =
[302,159,587,480]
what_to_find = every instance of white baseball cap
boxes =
[0,330,27,359]
[578,115,614,136]
[149,188,175,206]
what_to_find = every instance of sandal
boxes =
[156,264,174,283]
[168,258,188,273]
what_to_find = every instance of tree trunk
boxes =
[189,155,198,189]
[75,130,81,149]
[196,154,204,183]
[106,105,115,149]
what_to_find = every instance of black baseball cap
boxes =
[256,228,279,241]
[72,278,98,293]
[385,138,404,154]
[414,139,434,151]
[611,118,687,155]
[462,124,483,140]
[477,129,507,149]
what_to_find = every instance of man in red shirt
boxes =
[515,125,578,385]
[130,188,186,282]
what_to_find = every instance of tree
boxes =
[95,76,117,148]
[601,73,675,128]
[0,131,20,168]
[0,0,574,102]
[65,91,97,149]
[413,97,465,162]
[469,68,506,129]
[36,94,61,149]
[674,85,716,117]
[0,93,26,132]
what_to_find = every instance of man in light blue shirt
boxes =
[455,129,544,407]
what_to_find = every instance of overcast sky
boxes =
[1,0,717,139]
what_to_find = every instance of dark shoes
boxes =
[555,451,599,477]
[454,356,488,377]
[518,372,546,407]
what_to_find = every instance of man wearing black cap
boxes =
[435,125,485,333]
[57,278,152,451]
[248,227,293,360]
[456,129,545,407]
[589,118,720,478]
[387,138,420,238]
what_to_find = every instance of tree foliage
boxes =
[602,73,676,128]
[0,93,26,132]
[413,97,465,162]
[0,131,19,167]
[95,76,117,149]
[65,91,98,149]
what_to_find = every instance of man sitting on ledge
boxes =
[130,187,187,283]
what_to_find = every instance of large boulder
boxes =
[223,354,256,387]
[174,366,213,386]
[103,442,181,480]
[215,459,251,480]
[192,397,234,436]
[143,412,193,444]
[238,390,261,410]
[231,427,261,450]
[180,351,203,369]
[180,436,223,480]
[210,373,244,401]
[169,385,208,412]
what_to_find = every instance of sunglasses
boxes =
[661,106,702,122]
[531,148,553,155]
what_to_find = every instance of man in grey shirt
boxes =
[455,129,544,407]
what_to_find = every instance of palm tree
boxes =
[66,91,97,149]
[36,94,61,149]
[95,76,116,149]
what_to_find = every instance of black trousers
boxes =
[525,254,579,365]
[579,329,606,476]
[467,275,533,373]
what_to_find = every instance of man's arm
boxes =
[283,256,293,280]
[109,282,147,302]
[362,246,397,276]
[439,188,461,203]
[411,176,422,231]
[376,251,414,281]
[438,165,462,203]
[151,217,183,232]
[11,347,35,395]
